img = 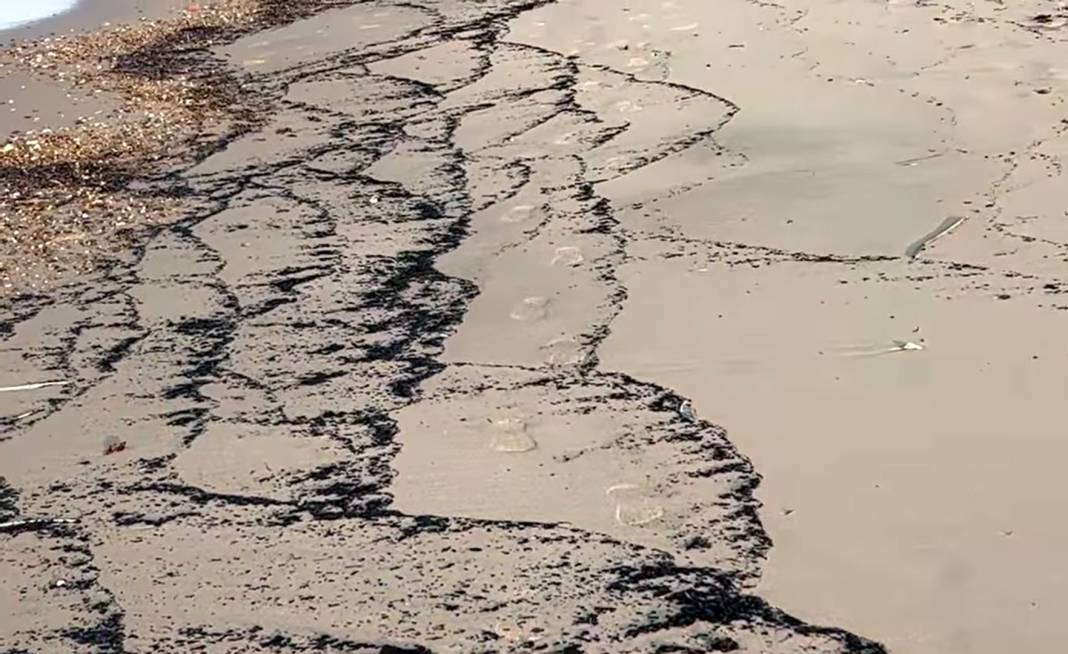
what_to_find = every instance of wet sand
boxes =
[588,0,1068,651]
[2,0,1067,652]
[2,1,885,651]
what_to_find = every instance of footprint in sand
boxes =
[542,336,587,366]
[606,483,665,527]
[551,246,584,267]
[488,417,538,453]
[500,204,536,224]
[553,130,579,146]
[627,49,671,81]
[510,296,550,322]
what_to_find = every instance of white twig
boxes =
[0,518,77,533]
[0,380,70,393]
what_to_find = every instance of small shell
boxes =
[891,340,924,352]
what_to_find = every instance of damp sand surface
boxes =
[602,261,1068,654]
[3,0,1068,652]
[581,0,1068,651]
[0,0,891,651]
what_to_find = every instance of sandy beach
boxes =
[2,0,1068,652]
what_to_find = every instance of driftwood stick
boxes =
[0,380,70,394]
[0,518,77,533]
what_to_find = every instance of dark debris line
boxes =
[0,1,886,653]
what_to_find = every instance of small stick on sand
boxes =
[905,216,965,260]
[0,380,70,393]
[0,518,77,534]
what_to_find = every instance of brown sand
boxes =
[2,0,1067,652]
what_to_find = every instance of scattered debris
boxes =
[0,0,337,292]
